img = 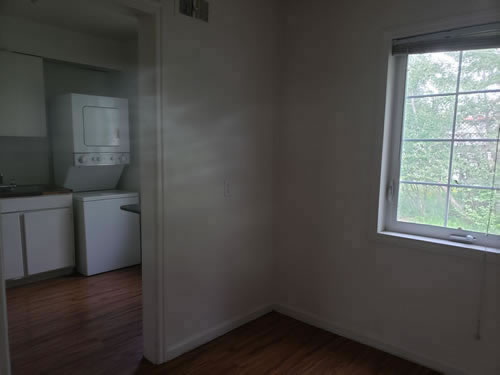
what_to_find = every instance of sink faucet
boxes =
[0,173,16,191]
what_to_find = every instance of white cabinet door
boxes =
[0,213,25,280]
[0,51,47,137]
[24,208,75,275]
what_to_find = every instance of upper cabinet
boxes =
[0,51,47,137]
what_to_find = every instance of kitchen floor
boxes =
[7,266,143,375]
[7,267,439,375]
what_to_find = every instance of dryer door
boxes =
[70,94,130,154]
[83,106,121,147]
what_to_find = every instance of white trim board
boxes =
[131,3,166,366]
[274,304,469,375]
[165,306,273,361]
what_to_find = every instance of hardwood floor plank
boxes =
[7,267,441,375]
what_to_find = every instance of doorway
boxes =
[0,0,164,373]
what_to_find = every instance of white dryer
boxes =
[73,190,140,276]
[50,94,131,192]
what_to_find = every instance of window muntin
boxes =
[393,48,499,244]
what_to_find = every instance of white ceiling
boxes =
[0,0,138,41]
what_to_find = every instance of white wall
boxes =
[116,68,141,193]
[274,1,500,375]
[161,0,276,358]
[44,61,121,100]
[0,137,51,186]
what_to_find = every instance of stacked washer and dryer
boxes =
[50,94,140,276]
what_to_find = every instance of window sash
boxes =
[384,54,500,250]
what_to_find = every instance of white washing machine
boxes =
[49,94,140,276]
[73,190,140,276]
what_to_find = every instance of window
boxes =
[381,23,500,250]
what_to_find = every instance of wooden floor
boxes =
[7,266,440,375]
[7,267,143,375]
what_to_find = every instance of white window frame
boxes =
[381,50,500,251]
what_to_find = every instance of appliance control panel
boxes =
[74,153,130,166]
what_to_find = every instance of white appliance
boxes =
[73,190,140,276]
[50,94,130,192]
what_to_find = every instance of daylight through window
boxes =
[397,48,499,237]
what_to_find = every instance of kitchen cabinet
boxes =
[0,213,24,280]
[0,194,74,280]
[0,50,47,137]
[24,208,74,275]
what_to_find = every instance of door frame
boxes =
[0,226,10,375]
[0,0,166,372]
[132,0,167,365]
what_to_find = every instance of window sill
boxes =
[377,231,500,257]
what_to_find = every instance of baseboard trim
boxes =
[6,267,75,288]
[165,305,273,361]
[274,304,469,375]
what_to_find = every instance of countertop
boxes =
[120,204,141,214]
[0,185,72,199]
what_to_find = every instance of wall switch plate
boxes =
[179,0,209,22]
[224,179,231,198]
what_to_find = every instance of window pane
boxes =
[452,141,498,187]
[455,93,500,139]
[496,149,500,189]
[406,52,460,96]
[397,183,446,226]
[460,48,500,92]
[403,96,455,139]
[447,188,496,233]
[488,191,500,235]
[400,141,451,183]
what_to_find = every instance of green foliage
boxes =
[460,49,500,91]
[398,48,500,234]
[455,93,499,139]
[400,141,450,183]
[452,141,498,187]
[398,184,446,226]
[448,189,499,235]
[403,96,454,139]
[406,52,459,95]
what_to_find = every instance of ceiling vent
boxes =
[180,0,209,22]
